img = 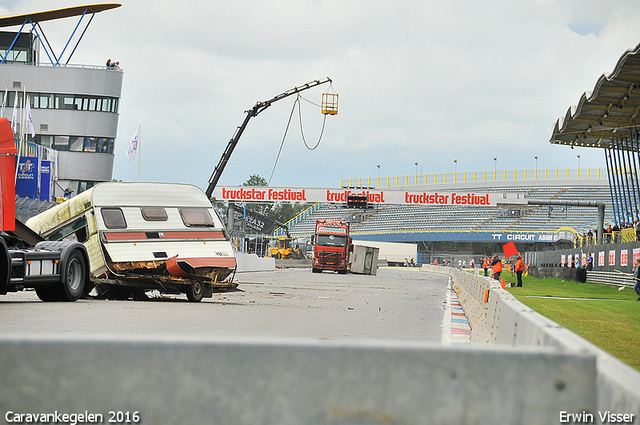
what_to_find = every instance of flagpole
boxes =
[138,124,141,182]
[15,91,24,183]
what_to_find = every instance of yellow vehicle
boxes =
[268,236,305,259]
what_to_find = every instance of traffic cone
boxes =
[500,277,506,289]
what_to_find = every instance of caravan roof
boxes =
[89,182,214,208]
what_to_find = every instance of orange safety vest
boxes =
[492,259,502,274]
[515,258,524,272]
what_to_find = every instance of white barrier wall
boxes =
[422,264,640,415]
[0,336,596,425]
[235,252,275,272]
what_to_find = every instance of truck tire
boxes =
[312,267,321,273]
[59,249,86,301]
[186,281,204,302]
[0,238,10,294]
[35,284,60,302]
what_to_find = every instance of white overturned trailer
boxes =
[26,182,237,302]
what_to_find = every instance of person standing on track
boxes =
[515,254,524,287]
[634,257,640,301]
[483,257,490,277]
[491,255,502,281]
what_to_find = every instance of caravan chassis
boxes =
[91,275,238,302]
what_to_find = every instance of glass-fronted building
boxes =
[0,6,123,198]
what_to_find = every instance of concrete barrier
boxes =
[422,264,640,415]
[0,336,596,425]
[235,253,275,272]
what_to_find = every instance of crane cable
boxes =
[298,95,327,151]
[268,94,327,185]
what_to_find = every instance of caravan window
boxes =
[101,208,127,229]
[141,208,168,221]
[179,208,214,227]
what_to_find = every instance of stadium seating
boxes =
[284,180,615,240]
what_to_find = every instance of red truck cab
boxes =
[312,220,351,274]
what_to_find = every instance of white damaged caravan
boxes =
[26,182,237,302]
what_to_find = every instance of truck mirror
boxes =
[311,235,315,244]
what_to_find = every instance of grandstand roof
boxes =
[0,4,121,28]
[550,42,640,150]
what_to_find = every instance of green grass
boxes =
[504,274,640,371]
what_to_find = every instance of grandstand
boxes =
[281,168,614,251]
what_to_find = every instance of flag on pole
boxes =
[0,86,7,118]
[502,241,518,258]
[126,127,139,162]
[25,96,35,138]
[11,91,18,133]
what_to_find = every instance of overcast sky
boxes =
[4,0,640,191]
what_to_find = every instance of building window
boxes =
[84,137,98,152]
[39,135,53,148]
[69,137,83,152]
[56,95,75,110]
[53,136,69,151]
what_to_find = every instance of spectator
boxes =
[586,253,593,271]
[491,255,502,281]
[634,258,640,302]
[483,257,490,277]
[515,254,524,287]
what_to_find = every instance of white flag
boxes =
[25,96,35,138]
[0,86,6,118]
[126,127,139,162]
[11,91,18,133]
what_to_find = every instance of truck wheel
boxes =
[60,249,86,301]
[186,281,204,302]
[338,269,348,275]
[35,284,60,302]
[312,267,321,273]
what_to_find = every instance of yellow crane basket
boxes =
[322,92,338,115]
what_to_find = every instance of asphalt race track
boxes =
[0,267,448,342]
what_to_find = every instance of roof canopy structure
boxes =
[550,42,640,150]
[0,4,120,28]
[0,3,121,66]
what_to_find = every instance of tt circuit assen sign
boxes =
[214,186,525,206]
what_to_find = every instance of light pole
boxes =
[577,154,581,169]
[377,164,380,180]
[454,159,457,174]
[493,157,497,172]
[534,155,538,170]
[415,161,418,175]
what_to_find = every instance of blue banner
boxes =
[15,157,38,199]
[40,160,51,202]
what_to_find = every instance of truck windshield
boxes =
[316,234,347,247]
